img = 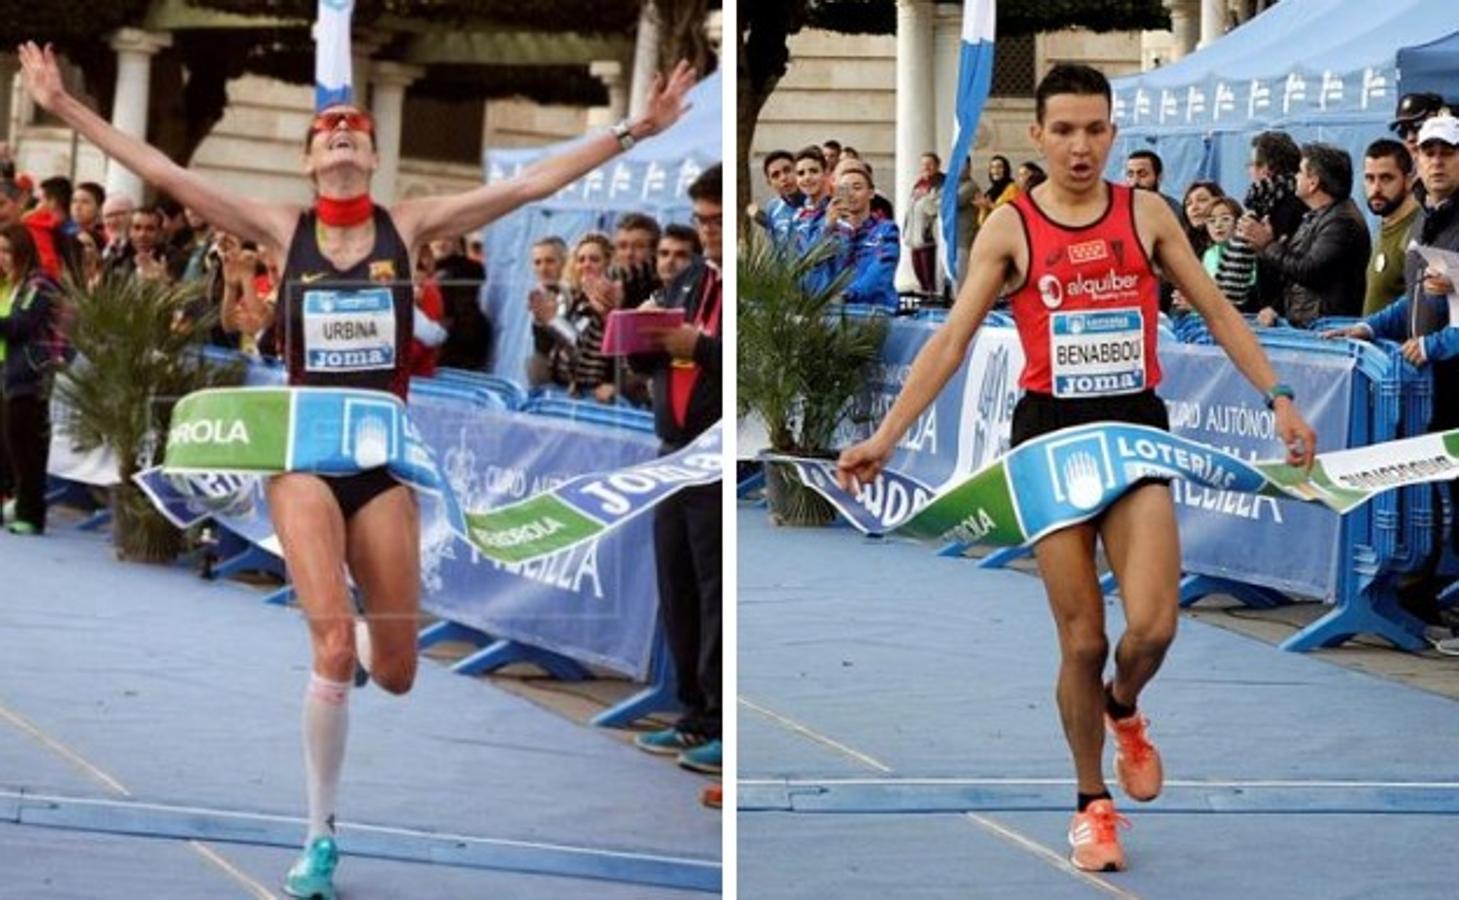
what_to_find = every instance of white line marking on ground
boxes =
[0,696,279,897]
[0,698,132,797]
[739,697,892,773]
[188,840,280,900]
[740,696,1142,896]
[963,814,1141,900]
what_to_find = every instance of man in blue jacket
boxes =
[808,165,900,312]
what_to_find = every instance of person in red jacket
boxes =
[20,175,71,278]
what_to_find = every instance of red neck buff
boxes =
[315,194,373,228]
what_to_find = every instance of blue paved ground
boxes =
[0,524,718,899]
[738,509,1459,899]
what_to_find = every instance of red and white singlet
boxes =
[1007,182,1162,398]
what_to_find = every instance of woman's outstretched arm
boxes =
[16,43,299,252]
[391,61,698,247]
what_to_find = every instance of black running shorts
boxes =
[325,468,403,521]
[1010,389,1169,448]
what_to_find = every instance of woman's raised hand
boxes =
[636,60,697,138]
[17,42,69,112]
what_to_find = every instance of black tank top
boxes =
[280,206,414,399]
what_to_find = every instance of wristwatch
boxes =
[1264,383,1295,410]
[611,120,636,151]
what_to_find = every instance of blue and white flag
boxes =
[941,0,997,281]
[315,0,355,110]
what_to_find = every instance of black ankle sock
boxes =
[1105,683,1137,721]
[1077,790,1112,812]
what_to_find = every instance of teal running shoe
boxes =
[678,739,722,775]
[284,835,339,900]
[634,727,707,756]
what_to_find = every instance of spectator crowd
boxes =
[751,89,1459,645]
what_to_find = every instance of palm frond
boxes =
[738,228,887,454]
[53,273,245,480]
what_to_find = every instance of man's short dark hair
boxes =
[76,181,105,208]
[40,176,72,210]
[616,211,661,244]
[1127,150,1163,178]
[1365,138,1413,176]
[132,205,163,225]
[1252,131,1302,176]
[688,164,722,205]
[1034,63,1112,124]
[795,145,826,168]
[156,195,184,219]
[922,152,942,167]
[662,222,702,254]
[762,150,794,175]
[822,139,842,153]
[1301,142,1354,200]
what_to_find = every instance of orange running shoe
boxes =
[701,784,722,809]
[1107,709,1164,802]
[1067,798,1130,872]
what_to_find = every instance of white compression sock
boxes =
[303,672,350,842]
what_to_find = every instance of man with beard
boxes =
[1361,139,1421,316]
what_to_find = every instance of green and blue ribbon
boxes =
[136,387,722,564]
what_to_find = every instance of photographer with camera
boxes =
[808,164,900,312]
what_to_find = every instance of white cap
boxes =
[1417,115,1459,148]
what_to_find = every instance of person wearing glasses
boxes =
[1390,92,1447,204]
[15,41,696,900]
[628,165,724,794]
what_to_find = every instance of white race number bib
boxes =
[1049,309,1145,398]
[302,288,397,373]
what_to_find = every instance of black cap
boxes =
[1390,92,1446,131]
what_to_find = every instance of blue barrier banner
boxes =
[865,321,1023,489]
[410,397,663,677]
[1160,344,1353,596]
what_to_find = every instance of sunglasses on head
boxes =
[311,109,374,135]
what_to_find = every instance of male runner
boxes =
[837,64,1316,872]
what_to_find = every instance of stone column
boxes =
[368,62,423,206]
[1164,0,1200,61]
[931,3,963,169]
[105,28,172,203]
[1198,0,1226,48]
[895,0,936,290]
[627,2,661,119]
[587,61,627,130]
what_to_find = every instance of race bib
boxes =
[1049,309,1145,398]
[302,288,397,373]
